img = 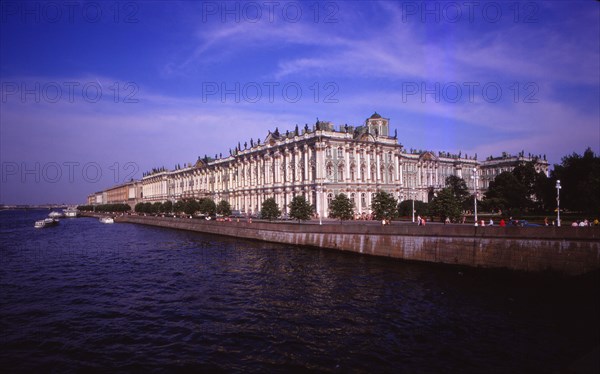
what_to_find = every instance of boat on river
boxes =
[48,211,65,218]
[63,207,80,218]
[34,218,60,228]
[99,217,114,224]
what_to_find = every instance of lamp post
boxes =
[472,168,478,226]
[555,179,561,227]
[411,187,415,223]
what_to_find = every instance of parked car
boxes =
[508,219,541,227]
[230,210,244,218]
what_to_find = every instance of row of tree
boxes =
[134,198,232,216]
[77,204,131,212]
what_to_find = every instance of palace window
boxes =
[361,193,366,207]
[326,163,333,179]
[326,147,332,157]
[337,147,343,158]
[338,164,344,181]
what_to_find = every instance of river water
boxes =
[1,209,598,372]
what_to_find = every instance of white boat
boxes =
[99,217,114,224]
[48,211,65,218]
[34,218,59,228]
[63,207,80,218]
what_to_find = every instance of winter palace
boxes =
[89,113,548,218]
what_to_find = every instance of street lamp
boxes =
[556,180,561,227]
[472,168,478,226]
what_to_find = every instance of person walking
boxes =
[499,218,506,227]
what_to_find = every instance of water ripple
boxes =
[1,210,598,372]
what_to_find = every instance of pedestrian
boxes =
[421,218,426,226]
[489,218,494,226]
[544,217,549,226]
[445,217,450,224]
[417,215,422,226]
[480,219,485,227]
[499,218,506,227]
[462,216,466,224]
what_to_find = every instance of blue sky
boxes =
[1,0,598,204]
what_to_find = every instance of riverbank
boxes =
[103,213,600,276]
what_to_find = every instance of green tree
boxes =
[288,195,313,221]
[512,162,538,199]
[329,193,354,222]
[445,175,469,203]
[199,198,217,216]
[153,202,163,213]
[183,199,200,215]
[484,172,528,213]
[371,191,398,221]
[162,200,173,213]
[551,148,600,214]
[398,200,429,217]
[429,188,462,222]
[261,197,281,220]
[173,200,186,213]
[216,200,232,216]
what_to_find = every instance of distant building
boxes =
[479,152,549,190]
[88,181,142,209]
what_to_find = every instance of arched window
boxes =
[338,164,344,181]
[337,147,343,158]
[326,147,332,157]
[326,163,333,179]
[327,193,333,206]
[361,193,366,207]
[350,165,355,180]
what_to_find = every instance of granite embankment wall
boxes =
[110,215,599,275]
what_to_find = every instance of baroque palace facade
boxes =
[89,113,548,217]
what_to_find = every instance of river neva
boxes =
[1,210,598,372]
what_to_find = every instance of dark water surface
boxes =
[1,209,598,372]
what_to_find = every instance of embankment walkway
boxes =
[103,214,600,276]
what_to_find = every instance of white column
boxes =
[376,151,381,181]
[304,146,309,183]
[366,152,372,181]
